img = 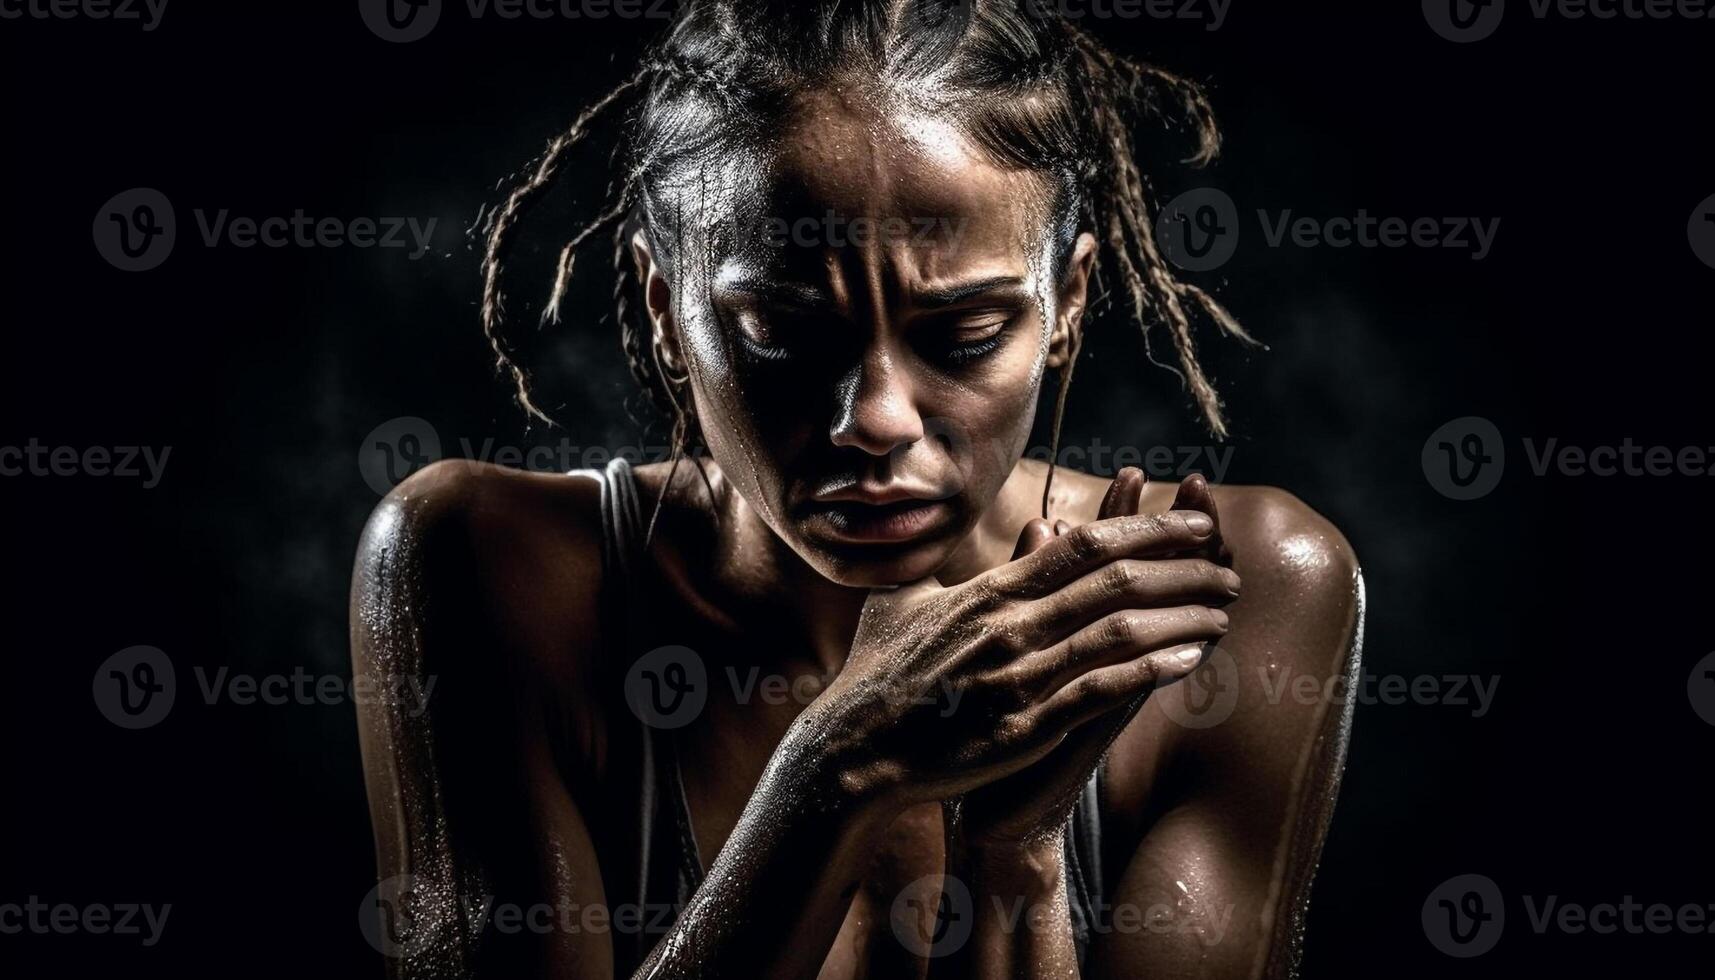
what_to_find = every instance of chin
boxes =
[797,533,961,589]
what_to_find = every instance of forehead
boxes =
[738,87,1052,275]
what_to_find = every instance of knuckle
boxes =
[1132,656,1162,689]
[993,709,1034,748]
[1064,523,1107,563]
[1072,671,1113,704]
[1102,559,1144,593]
[984,612,1033,657]
[1100,612,1141,647]
[1140,513,1171,539]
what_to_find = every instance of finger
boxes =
[985,511,1218,599]
[1170,472,1231,562]
[1033,640,1214,734]
[1054,519,1070,537]
[1170,471,1216,517]
[1023,639,1205,780]
[1098,467,1147,522]
[1014,558,1240,646]
[1020,605,1228,693]
[1011,518,1056,561]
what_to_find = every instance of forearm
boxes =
[934,823,1081,980]
[632,736,893,980]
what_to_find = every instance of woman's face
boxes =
[639,90,1095,587]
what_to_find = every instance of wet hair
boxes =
[479,0,1256,487]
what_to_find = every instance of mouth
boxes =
[800,497,955,544]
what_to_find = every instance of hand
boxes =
[952,470,1239,849]
[789,487,1232,820]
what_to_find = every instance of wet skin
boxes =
[353,86,1363,979]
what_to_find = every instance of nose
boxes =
[828,349,924,456]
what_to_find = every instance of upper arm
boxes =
[1088,487,1364,980]
[350,460,617,978]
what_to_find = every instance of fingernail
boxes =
[1172,645,1206,667]
[1184,513,1214,536]
[1055,520,1070,536]
[1221,569,1241,595]
[1210,608,1230,630]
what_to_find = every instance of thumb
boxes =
[1011,517,1056,560]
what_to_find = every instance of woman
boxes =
[352,2,1363,977]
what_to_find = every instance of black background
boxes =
[2,1,1712,976]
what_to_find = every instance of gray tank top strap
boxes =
[1064,760,1108,966]
[583,456,703,969]
[581,457,1106,965]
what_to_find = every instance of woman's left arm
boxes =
[1084,488,1364,979]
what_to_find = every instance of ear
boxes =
[1047,232,1098,370]
[630,230,685,375]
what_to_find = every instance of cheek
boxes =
[676,317,813,524]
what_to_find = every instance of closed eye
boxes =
[921,310,1016,367]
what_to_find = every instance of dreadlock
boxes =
[479,0,1256,522]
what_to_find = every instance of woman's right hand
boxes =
[789,502,1236,816]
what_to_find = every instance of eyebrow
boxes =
[713,271,839,311]
[914,275,1030,310]
[713,271,1030,313]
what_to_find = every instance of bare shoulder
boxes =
[1208,484,1363,648]
[349,459,608,687]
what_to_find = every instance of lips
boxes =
[801,497,954,544]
